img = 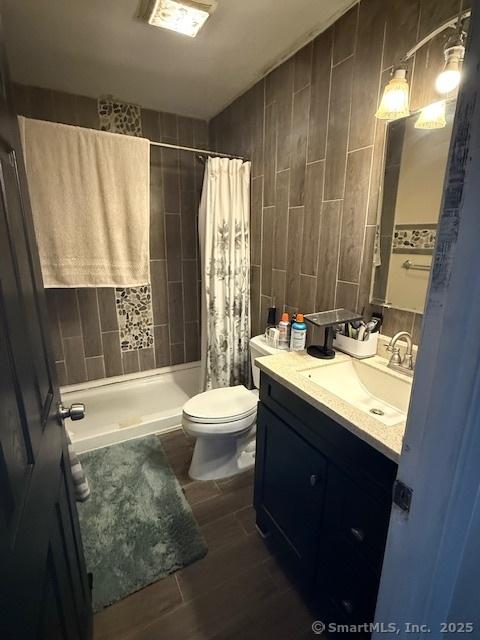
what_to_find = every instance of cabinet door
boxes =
[255,403,327,580]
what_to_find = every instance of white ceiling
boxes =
[2,0,354,120]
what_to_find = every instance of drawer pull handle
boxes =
[341,599,354,615]
[350,527,365,542]
[310,474,319,487]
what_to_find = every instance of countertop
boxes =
[255,350,408,463]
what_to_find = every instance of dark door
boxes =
[0,32,92,640]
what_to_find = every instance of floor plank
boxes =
[93,428,318,640]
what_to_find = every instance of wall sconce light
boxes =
[375,68,410,120]
[435,41,465,94]
[415,101,447,129]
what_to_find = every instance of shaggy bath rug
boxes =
[78,435,207,611]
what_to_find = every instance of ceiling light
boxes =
[375,68,410,120]
[435,44,465,94]
[140,0,216,37]
[415,101,447,129]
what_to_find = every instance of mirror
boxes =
[371,100,456,314]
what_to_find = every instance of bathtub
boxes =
[62,362,200,453]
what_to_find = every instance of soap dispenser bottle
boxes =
[290,313,307,351]
[278,313,291,350]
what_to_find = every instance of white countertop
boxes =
[256,350,408,463]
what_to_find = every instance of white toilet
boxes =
[182,334,283,481]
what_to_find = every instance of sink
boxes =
[299,359,412,426]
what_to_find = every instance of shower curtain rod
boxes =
[149,139,246,161]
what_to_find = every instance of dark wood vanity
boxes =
[254,373,398,637]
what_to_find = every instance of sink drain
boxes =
[370,408,385,416]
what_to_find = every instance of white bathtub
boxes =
[62,362,200,453]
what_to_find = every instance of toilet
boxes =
[182,334,283,481]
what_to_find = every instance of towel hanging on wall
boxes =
[18,117,150,288]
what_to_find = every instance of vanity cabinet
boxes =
[254,373,398,635]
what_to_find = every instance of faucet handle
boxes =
[403,353,414,370]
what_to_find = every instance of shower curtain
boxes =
[199,158,251,390]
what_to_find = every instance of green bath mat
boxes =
[78,435,207,611]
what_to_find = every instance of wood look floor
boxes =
[93,429,320,640]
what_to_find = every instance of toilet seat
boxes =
[182,385,258,435]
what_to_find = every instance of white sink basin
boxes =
[300,359,412,426]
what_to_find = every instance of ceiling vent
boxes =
[138,0,217,37]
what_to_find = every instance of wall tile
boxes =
[308,29,333,163]
[162,148,180,213]
[285,207,305,309]
[316,200,342,312]
[150,164,166,260]
[86,356,105,381]
[170,343,185,365]
[301,161,324,276]
[339,147,373,283]
[97,288,118,332]
[168,282,184,344]
[409,33,446,112]
[348,0,385,151]
[289,86,310,207]
[299,275,316,314]
[294,42,313,93]
[55,361,68,387]
[64,336,87,385]
[263,103,277,206]
[267,61,293,173]
[122,350,140,375]
[141,108,161,141]
[250,266,261,338]
[56,289,82,338]
[261,206,274,296]
[102,331,123,377]
[251,177,263,265]
[418,0,462,39]
[28,86,55,121]
[161,112,178,143]
[324,57,353,200]
[77,289,102,357]
[154,324,171,368]
[336,281,359,310]
[357,226,376,313]
[333,5,358,64]
[412,313,423,345]
[150,260,169,325]
[271,269,286,313]
[260,295,273,334]
[183,260,198,322]
[272,170,289,270]
[185,322,200,362]
[139,347,156,371]
[165,214,182,282]
[383,0,420,70]
[251,81,265,178]
[52,91,78,125]
[382,308,414,338]
[75,95,99,129]
[45,290,63,361]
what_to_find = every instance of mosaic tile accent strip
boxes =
[392,225,437,254]
[98,96,143,136]
[115,285,154,351]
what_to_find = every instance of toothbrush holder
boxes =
[333,332,378,359]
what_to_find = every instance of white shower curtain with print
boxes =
[199,158,251,390]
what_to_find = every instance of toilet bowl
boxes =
[182,334,283,481]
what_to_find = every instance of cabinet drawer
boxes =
[317,537,379,629]
[325,465,391,569]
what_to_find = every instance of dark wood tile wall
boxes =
[210,0,465,342]
[12,84,207,385]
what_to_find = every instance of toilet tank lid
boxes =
[249,334,284,356]
[183,385,257,421]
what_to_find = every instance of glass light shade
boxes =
[415,101,447,129]
[375,69,410,120]
[435,44,464,94]
[148,0,210,37]
[435,69,461,94]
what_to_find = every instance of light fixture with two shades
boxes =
[376,8,470,129]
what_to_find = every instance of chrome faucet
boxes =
[385,331,415,376]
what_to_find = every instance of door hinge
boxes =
[393,479,413,513]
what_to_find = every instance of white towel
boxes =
[18,117,150,288]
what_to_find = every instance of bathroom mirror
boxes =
[371,100,456,314]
